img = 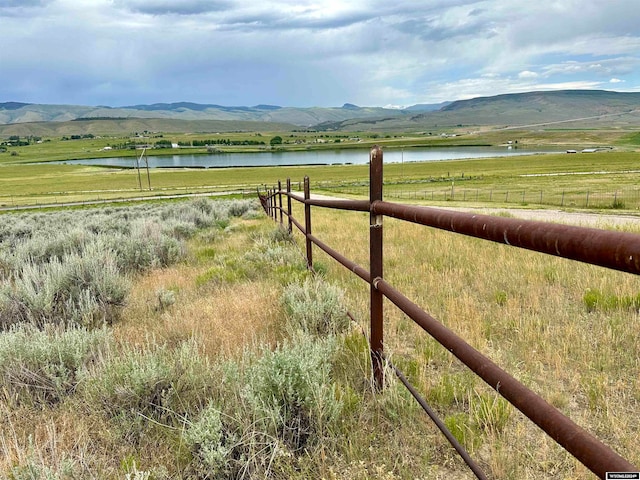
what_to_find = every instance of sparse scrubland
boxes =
[0,193,638,478]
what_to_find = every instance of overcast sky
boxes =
[1,0,639,107]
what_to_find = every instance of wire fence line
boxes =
[388,187,637,209]
[319,183,640,209]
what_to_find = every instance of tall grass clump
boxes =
[0,325,111,406]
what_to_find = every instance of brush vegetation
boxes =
[0,189,639,478]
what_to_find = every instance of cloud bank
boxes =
[1,0,639,106]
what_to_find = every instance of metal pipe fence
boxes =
[257,146,638,479]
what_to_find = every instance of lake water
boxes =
[53,147,557,168]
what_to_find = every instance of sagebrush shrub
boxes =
[183,403,235,478]
[0,199,256,329]
[0,324,111,406]
[242,336,342,451]
[0,244,129,329]
[282,277,349,337]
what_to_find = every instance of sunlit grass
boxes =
[291,200,640,477]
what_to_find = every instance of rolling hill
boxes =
[0,117,298,137]
[321,90,640,131]
[0,101,411,128]
[1,90,640,135]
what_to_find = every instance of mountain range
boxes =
[1,90,640,133]
[0,101,445,127]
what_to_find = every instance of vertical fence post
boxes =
[265,189,270,216]
[277,180,283,225]
[286,178,292,234]
[370,146,384,389]
[269,189,273,218]
[272,188,277,221]
[304,176,313,270]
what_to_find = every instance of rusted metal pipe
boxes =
[370,146,384,389]
[290,216,306,235]
[288,192,370,212]
[374,276,637,478]
[304,176,313,270]
[277,180,283,225]
[372,201,640,275]
[286,178,293,234]
[386,355,489,480]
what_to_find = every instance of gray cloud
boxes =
[0,0,639,107]
[0,0,50,6]
[114,0,230,15]
[0,0,52,16]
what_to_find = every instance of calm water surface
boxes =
[53,147,558,168]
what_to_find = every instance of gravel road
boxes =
[437,206,640,227]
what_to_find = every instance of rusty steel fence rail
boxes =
[257,146,638,479]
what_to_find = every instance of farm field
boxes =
[0,126,639,210]
[0,127,639,477]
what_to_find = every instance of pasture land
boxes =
[1,149,639,211]
[1,126,639,209]
[0,195,638,478]
[283,197,640,478]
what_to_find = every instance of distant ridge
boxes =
[0,101,407,126]
[441,89,640,112]
[0,102,32,110]
[2,90,640,131]
[318,89,640,131]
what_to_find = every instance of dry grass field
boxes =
[283,197,640,478]
[0,195,638,478]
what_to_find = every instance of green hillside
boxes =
[319,90,640,131]
[0,118,296,137]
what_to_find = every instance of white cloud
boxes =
[518,71,539,79]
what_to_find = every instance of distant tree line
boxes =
[191,139,266,147]
[155,139,173,148]
[0,135,42,147]
[61,134,95,140]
